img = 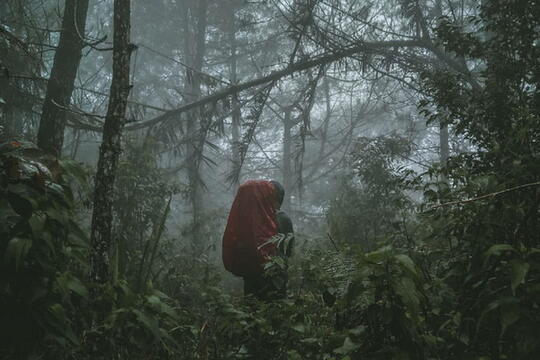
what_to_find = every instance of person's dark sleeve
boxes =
[277,211,293,234]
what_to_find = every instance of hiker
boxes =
[222,180,294,300]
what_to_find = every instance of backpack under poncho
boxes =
[222,180,278,277]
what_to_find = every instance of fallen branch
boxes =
[13,39,424,133]
[139,39,423,129]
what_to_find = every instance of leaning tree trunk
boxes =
[37,0,89,156]
[90,0,132,284]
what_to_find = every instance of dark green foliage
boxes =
[328,135,414,249]
[0,140,88,358]
[335,247,430,359]
[79,282,188,360]
[0,141,190,359]
[321,1,540,359]
[112,138,180,287]
[415,1,540,358]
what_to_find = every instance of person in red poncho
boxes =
[222,180,294,300]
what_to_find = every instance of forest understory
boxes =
[1,0,539,359]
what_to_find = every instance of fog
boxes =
[5,0,534,358]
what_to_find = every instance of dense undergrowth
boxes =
[1,2,540,359]
[1,138,538,360]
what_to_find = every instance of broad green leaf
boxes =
[147,294,177,319]
[300,338,319,344]
[238,345,249,355]
[7,189,36,217]
[477,297,519,333]
[56,272,88,298]
[394,254,418,277]
[0,201,19,220]
[334,337,361,355]
[5,236,32,270]
[422,334,441,346]
[365,245,393,263]
[291,323,305,333]
[58,159,89,187]
[501,305,520,335]
[392,276,420,312]
[45,183,68,203]
[67,220,89,246]
[287,350,303,360]
[0,201,19,233]
[48,303,79,345]
[346,278,365,303]
[133,309,162,341]
[484,244,515,259]
[510,260,529,295]
[28,212,46,237]
[151,289,172,301]
[45,206,67,224]
[348,325,366,336]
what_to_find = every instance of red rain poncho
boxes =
[222,180,279,277]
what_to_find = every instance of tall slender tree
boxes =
[37,0,90,156]
[228,1,242,189]
[181,0,209,253]
[90,0,133,284]
[282,106,293,213]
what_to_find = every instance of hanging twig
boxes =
[426,181,540,210]
[327,233,340,252]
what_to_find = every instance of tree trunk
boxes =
[319,76,331,160]
[228,3,241,189]
[282,107,293,213]
[440,122,449,183]
[182,0,208,254]
[70,129,81,159]
[37,0,89,156]
[90,0,132,284]
[0,105,18,140]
